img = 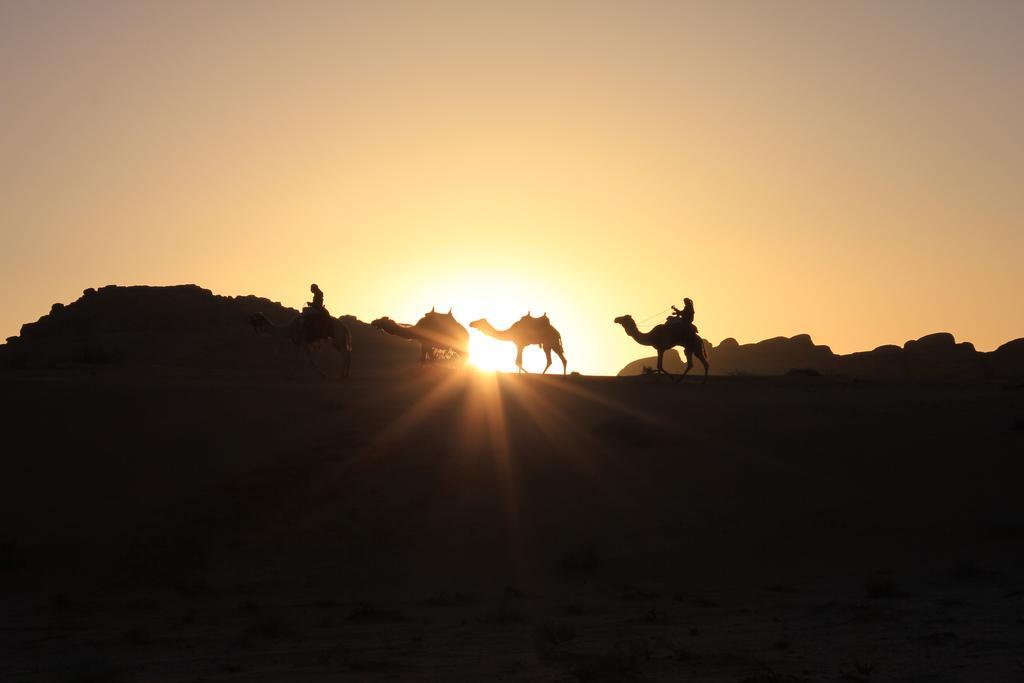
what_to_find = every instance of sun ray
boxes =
[538,376,849,506]
[327,368,469,480]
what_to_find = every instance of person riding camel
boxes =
[668,297,698,337]
[308,284,324,311]
[302,283,331,342]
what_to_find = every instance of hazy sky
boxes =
[2,1,1022,374]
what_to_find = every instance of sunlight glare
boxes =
[468,330,517,372]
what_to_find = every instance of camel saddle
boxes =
[302,307,333,343]
[667,317,699,338]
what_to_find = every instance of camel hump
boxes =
[518,311,550,325]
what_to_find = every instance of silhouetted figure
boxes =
[301,283,332,344]
[248,309,352,379]
[671,297,694,324]
[370,307,469,364]
[667,297,698,337]
[614,313,709,383]
[308,283,324,311]
[470,312,567,375]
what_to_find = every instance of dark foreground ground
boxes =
[1,368,1023,681]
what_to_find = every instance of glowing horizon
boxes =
[2,2,1022,374]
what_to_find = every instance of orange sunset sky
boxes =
[2,1,1022,374]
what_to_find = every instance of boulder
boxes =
[1,284,417,375]
[988,338,1024,380]
[707,334,835,376]
[617,349,685,377]
[618,330,1024,381]
[902,332,982,380]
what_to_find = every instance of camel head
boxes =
[468,319,487,331]
[370,316,392,331]
[613,314,634,327]
[248,312,271,334]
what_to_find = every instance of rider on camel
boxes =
[302,284,331,341]
[668,297,698,336]
[308,284,324,311]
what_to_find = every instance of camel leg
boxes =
[330,337,351,379]
[555,348,567,375]
[698,348,709,384]
[656,349,672,382]
[516,345,526,374]
[677,349,694,383]
[306,344,327,378]
[542,346,552,374]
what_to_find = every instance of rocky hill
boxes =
[0,284,418,375]
[619,331,1024,381]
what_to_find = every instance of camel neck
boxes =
[480,322,513,341]
[623,321,651,344]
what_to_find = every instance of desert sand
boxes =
[2,360,1023,681]
[1,286,1023,681]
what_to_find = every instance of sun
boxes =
[467,327,556,373]
[418,272,565,373]
[468,330,518,372]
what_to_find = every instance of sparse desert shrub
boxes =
[641,365,656,375]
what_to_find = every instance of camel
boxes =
[614,314,709,383]
[371,307,469,364]
[247,311,352,379]
[470,313,567,375]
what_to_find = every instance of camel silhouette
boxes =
[470,313,567,375]
[614,314,709,383]
[371,307,469,364]
[247,311,352,379]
